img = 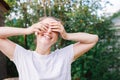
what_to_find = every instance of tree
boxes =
[5,0,120,80]
[67,5,120,80]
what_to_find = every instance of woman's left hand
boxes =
[49,22,68,39]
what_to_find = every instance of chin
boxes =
[37,36,57,46]
[39,40,52,46]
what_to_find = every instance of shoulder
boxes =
[53,44,74,63]
[12,44,33,61]
[57,44,73,52]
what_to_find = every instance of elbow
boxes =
[88,35,98,44]
[93,35,99,43]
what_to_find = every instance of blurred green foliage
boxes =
[5,0,120,80]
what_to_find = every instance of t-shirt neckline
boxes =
[33,51,52,59]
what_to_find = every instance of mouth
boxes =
[43,34,52,40]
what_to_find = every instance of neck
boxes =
[35,45,51,55]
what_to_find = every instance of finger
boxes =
[41,25,46,31]
[36,25,46,32]
[51,28,61,33]
[50,25,60,29]
[50,23,63,30]
[49,22,60,26]
[34,30,43,35]
[35,23,48,31]
[34,26,45,33]
[42,23,49,30]
[33,28,40,33]
[38,31,44,34]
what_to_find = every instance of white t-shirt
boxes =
[12,44,74,80]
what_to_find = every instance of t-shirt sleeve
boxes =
[58,44,74,63]
[11,44,29,65]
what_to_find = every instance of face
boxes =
[36,18,59,47]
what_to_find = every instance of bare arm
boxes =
[0,27,28,38]
[64,33,98,60]
[0,22,46,59]
[0,27,29,59]
[50,22,99,61]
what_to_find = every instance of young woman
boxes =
[0,17,98,80]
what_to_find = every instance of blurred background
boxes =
[0,0,120,80]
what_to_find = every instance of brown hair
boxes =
[39,16,63,24]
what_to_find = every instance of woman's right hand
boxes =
[26,22,48,35]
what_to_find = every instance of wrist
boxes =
[64,33,73,40]
[25,27,33,35]
[62,32,69,40]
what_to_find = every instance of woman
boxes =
[0,17,98,80]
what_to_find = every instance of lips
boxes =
[43,34,52,40]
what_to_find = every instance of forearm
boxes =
[0,27,27,38]
[65,32,98,44]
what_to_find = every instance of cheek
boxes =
[53,34,58,41]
